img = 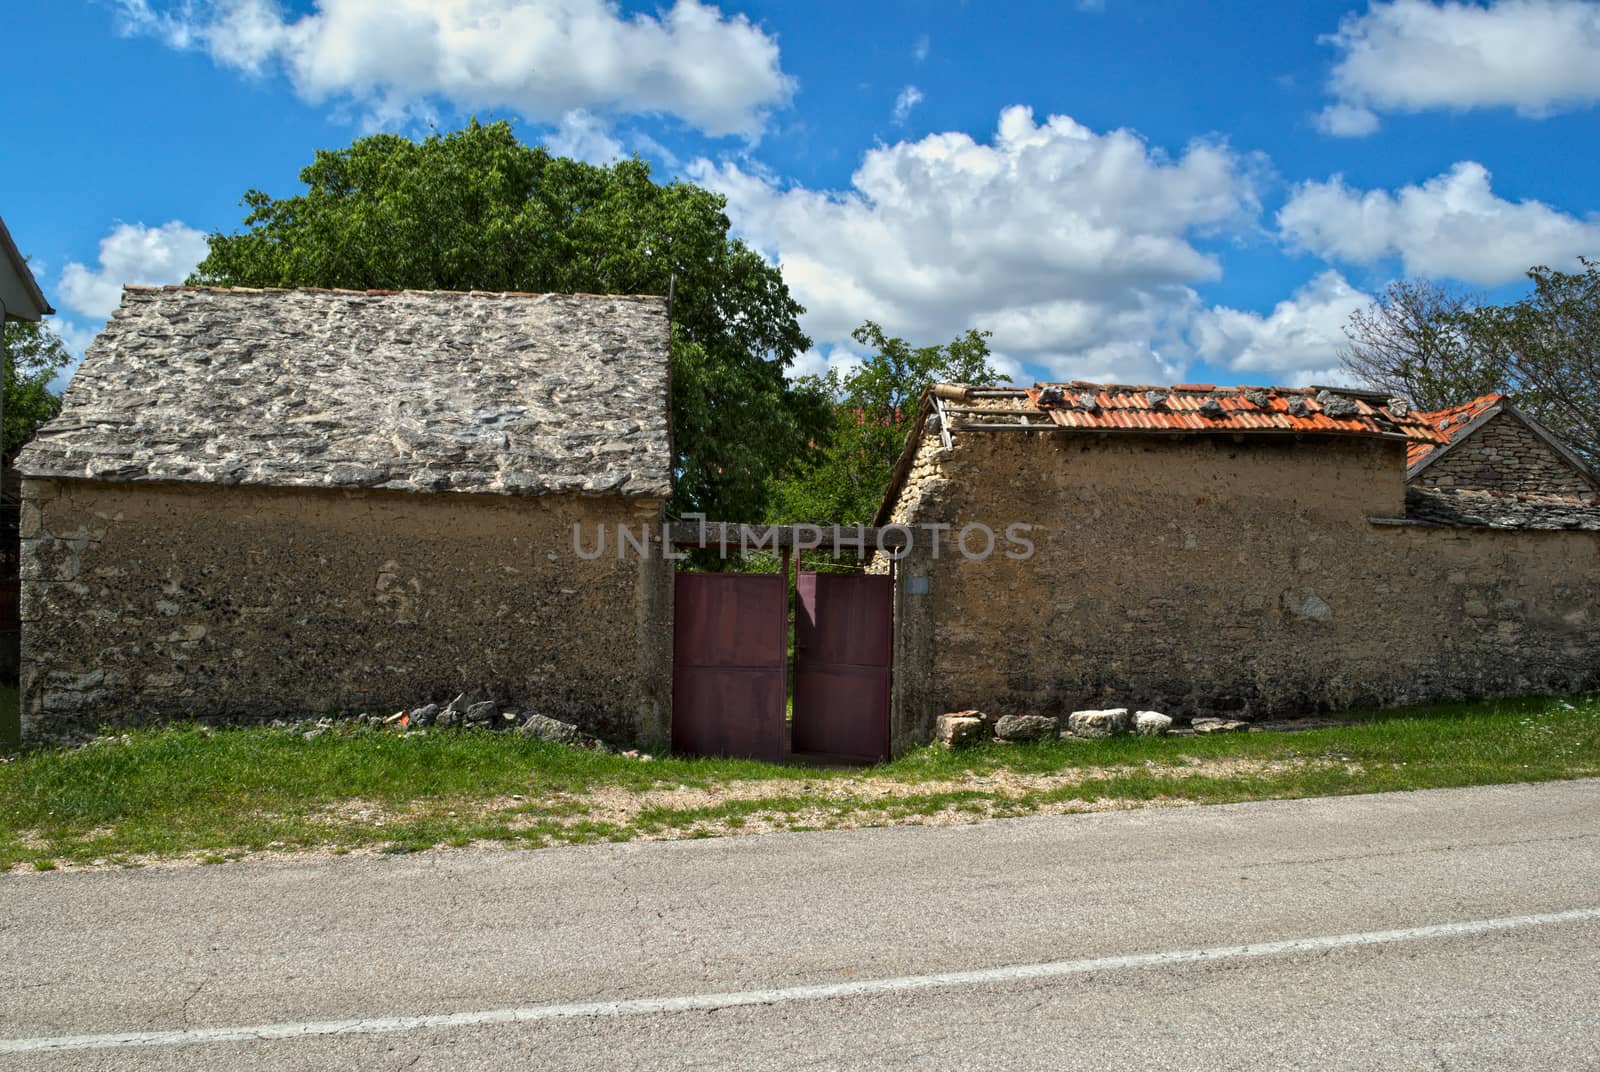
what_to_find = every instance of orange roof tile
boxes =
[1407,393,1506,467]
[1005,382,1445,446]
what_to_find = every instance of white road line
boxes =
[4,907,1598,1056]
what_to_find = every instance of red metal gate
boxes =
[672,573,788,762]
[792,572,892,762]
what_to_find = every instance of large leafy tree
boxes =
[191,119,829,520]
[3,319,71,462]
[1460,261,1600,466]
[769,322,1002,525]
[1340,262,1600,464]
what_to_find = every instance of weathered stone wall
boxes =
[20,480,673,746]
[886,432,1600,750]
[1417,412,1598,500]
[877,431,951,753]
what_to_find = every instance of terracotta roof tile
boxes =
[1406,393,1506,467]
[938,381,1445,446]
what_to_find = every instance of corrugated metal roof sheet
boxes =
[1406,393,1506,467]
[951,381,1446,446]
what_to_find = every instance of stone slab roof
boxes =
[19,286,672,498]
[1399,488,1600,531]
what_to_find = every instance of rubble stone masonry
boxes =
[20,480,673,746]
[882,431,1600,753]
[1417,412,1598,500]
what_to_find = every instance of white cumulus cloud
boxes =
[58,221,211,321]
[1191,271,1370,379]
[692,106,1259,384]
[1313,102,1380,137]
[115,0,793,138]
[543,109,624,163]
[1320,0,1600,135]
[1278,161,1600,285]
[787,347,865,384]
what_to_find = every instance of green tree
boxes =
[1460,260,1600,465]
[191,119,828,521]
[769,322,1002,525]
[3,319,71,462]
[1340,263,1600,465]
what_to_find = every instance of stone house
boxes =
[875,382,1600,753]
[1407,393,1598,502]
[18,286,674,745]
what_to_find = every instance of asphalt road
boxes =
[3,780,1598,1070]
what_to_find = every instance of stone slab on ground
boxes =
[1066,709,1133,738]
[993,714,1058,742]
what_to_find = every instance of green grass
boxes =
[1,693,1596,871]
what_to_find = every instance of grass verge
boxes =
[1,693,1597,872]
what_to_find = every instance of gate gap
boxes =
[669,526,893,766]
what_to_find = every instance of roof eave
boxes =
[1040,425,1424,443]
[12,467,672,500]
[0,214,54,320]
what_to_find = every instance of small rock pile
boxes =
[250,695,638,754]
[936,707,1253,748]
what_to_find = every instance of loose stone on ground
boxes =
[1066,708,1133,738]
[994,714,1059,742]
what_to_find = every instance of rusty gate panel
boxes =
[793,572,892,762]
[672,573,788,762]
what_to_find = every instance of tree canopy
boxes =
[1341,260,1600,465]
[3,319,71,462]
[191,119,828,521]
[1340,279,1492,411]
[768,322,1002,525]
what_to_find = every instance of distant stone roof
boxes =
[1401,488,1600,531]
[19,286,672,498]
[0,212,54,320]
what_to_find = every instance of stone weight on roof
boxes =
[19,286,673,498]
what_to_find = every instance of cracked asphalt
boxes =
[2,779,1598,1070]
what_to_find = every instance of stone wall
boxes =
[884,431,1600,751]
[20,480,673,746]
[1416,412,1598,501]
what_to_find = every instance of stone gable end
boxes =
[1416,411,1598,501]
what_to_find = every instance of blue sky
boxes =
[7,0,1600,388]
